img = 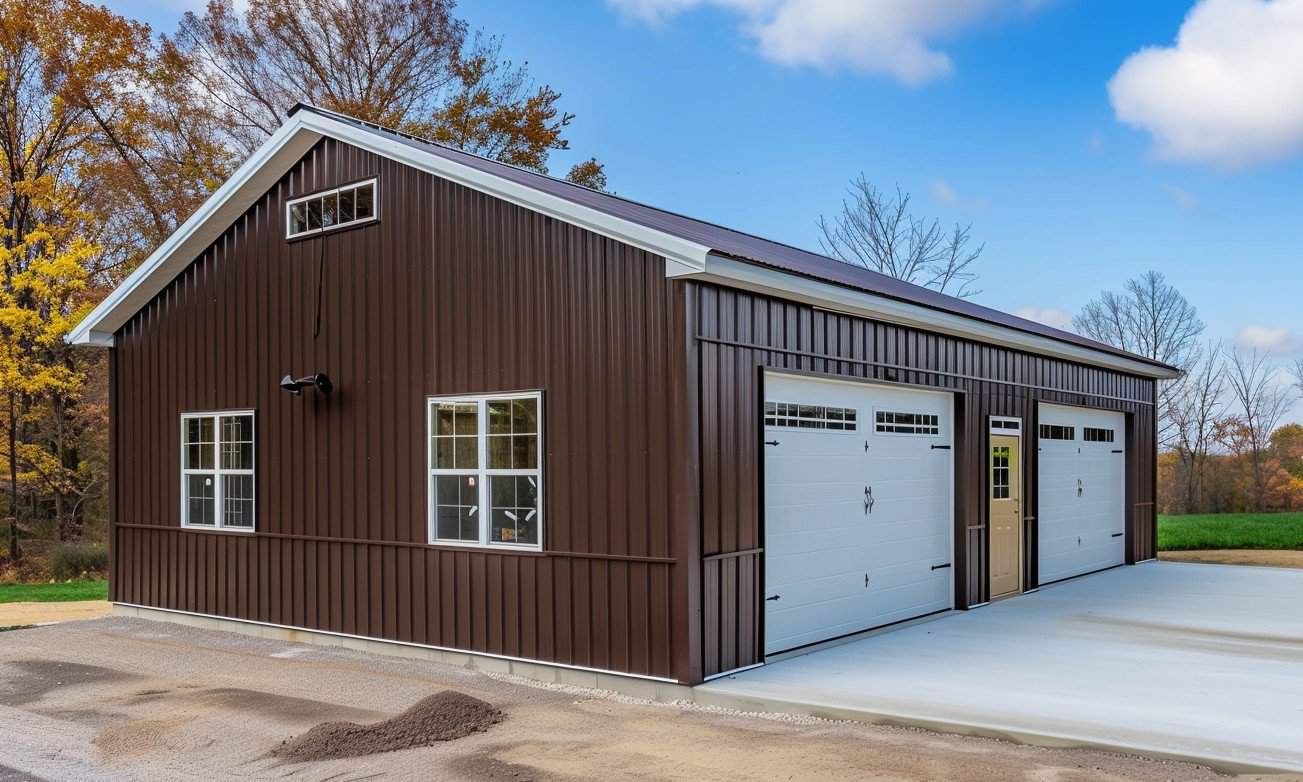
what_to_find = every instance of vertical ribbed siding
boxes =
[690,282,1157,678]
[111,138,687,681]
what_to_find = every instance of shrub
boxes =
[50,542,108,581]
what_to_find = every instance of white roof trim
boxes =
[69,111,712,345]
[68,110,1176,380]
[682,254,1181,380]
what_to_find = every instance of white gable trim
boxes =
[68,112,712,344]
[67,111,1177,380]
[681,255,1181,380]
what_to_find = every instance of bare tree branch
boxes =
[818,174,981,298]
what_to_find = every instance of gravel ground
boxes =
[0,617,1298,782]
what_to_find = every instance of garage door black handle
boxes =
[931,444,951,450]
[1111,532,1124,538]
[765,595,781,601]
[931,562,951,571]
[764,440,780,447]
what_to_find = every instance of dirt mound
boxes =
[271,690,502,762]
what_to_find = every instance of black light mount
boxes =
[280,373,333,396]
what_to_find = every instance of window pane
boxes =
[184,418,214,469]
[511,398,537,434]
[223,475,254,528]
[185,474,216,526]
[435,437,456,470]
[512,434,538,469]
[290,202,308,235]
[220,415,254,470]
[454,404,478,435]
[487,435,511,469]
[490,475,538,545]
[433,474,478,542]
[306,197,323,230]
[488,401,511,434]
[338,188,354,223]
[454,437,478,469]
[354,183,374,219]
[321,192,338,227]
[435,404,456,436]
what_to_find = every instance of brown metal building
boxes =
[69,106,1179,686]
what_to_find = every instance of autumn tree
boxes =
[1074,271,1203,447]
[0,0,211,561]
[168,0,603,184]
[818,175,982,297]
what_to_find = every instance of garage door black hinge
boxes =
[1111,449,1123,454]
[1111,532,1124,538]
[931,562,952,571]
[764,440,780,447]
[930,444,951,450]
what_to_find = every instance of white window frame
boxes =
[180,410,256,532]
[285,178,378,239]
[426,391,544,551]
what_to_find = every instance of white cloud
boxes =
[1015,307,1074,331]
[1108,0,1303,169]
[929,179,987,210]
[607,0,1047,85]
[1236,325,1303,354]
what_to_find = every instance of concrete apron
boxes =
[114,596,1299,778]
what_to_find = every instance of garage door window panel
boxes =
[875,411,941,436]
[764,401,857,431]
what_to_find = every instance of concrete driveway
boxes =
[699,561,1303,774]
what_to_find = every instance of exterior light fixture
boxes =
[280,373,333,396]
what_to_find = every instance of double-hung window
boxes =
[428,392,542,550]
[181,411,255,531]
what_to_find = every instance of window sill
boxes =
[180,524,256,534]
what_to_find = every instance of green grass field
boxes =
[1158,513,1303,551]
[0,580,108,604]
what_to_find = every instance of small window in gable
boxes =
[287,179,377,239]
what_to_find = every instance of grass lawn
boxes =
[1158,512,1303,551]
[0,580,108,604]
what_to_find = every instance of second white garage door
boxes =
[763,373,953,655]
[1037,403,1126,584]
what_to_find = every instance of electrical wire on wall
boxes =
[313,230,326,339]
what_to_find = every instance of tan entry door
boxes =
[989,434,1022,599]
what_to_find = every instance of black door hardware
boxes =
[931,563,952,571]
[764,440,780,447]
[765,595,781,602]
[931,444,951,450]
[864,485,875,515]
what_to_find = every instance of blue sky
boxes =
[116,0,1303,417]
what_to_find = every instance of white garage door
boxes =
[1037,403,1126,584]
[763,373,953,655]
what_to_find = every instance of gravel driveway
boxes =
[0,617,1293,782]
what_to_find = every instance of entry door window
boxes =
[991,446,1011,500]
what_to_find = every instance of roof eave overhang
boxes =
[68,111,712,345]
[673,254,1182,381]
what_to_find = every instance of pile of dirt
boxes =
[271,690,502,762]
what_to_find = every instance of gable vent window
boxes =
[287,179,377,239]
[765,402,857,431]
[1083,427,1115,443]
[875,411,940,436]
[1039,424,1075,441]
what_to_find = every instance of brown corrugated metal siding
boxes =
[110,134,1158,686]
[690,282,1157,678]
[111,137,695,682]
